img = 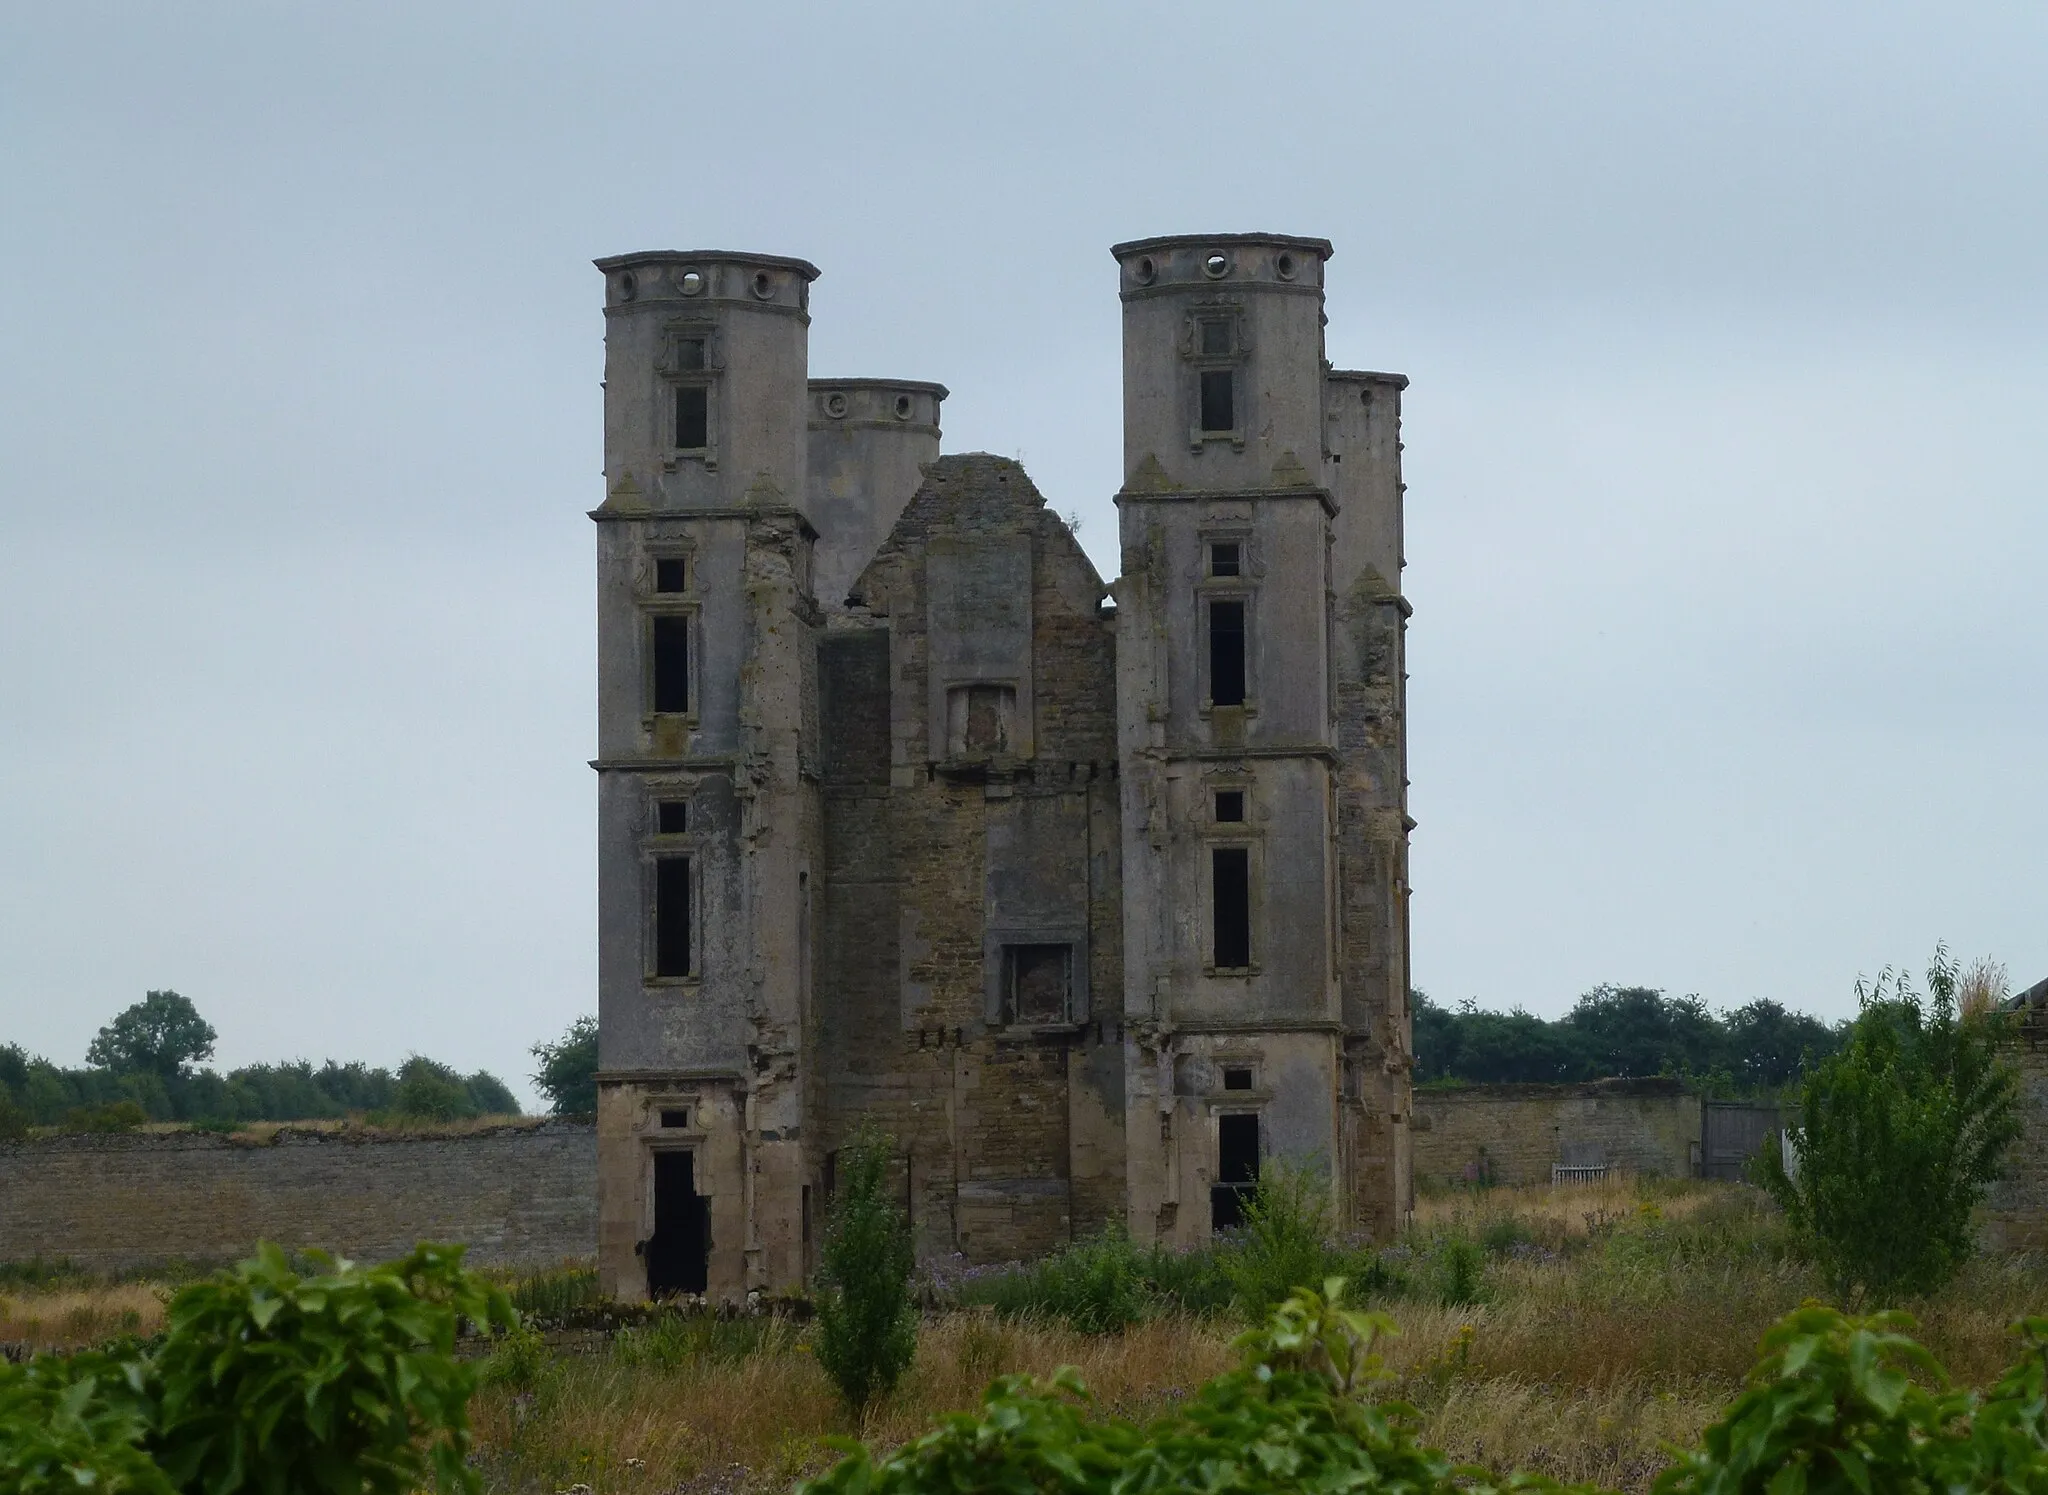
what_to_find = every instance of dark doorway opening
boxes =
[1212,1113,1260,1231]
[646,1151,709,1296]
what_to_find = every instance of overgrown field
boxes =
[450,1178,2048,1493]
[8,1178,2042,1492]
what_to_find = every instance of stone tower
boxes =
[590,235,1411,1301]
[588,251,824,1300]
[1109,234,1412,1245]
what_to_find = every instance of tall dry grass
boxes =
[0,1281,166,1350]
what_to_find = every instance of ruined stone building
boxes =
[590,235,1414,1299]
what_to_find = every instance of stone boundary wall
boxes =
[0,1122,596,1272]
[1411,1079,1701,1189]
[1983,1033,2048,1251]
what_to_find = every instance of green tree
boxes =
[1718,997,1841,1090]
[1763,947,2021,1299]
[530,1014,599,1116]
[813,1123,918,1411]
[85,991,216,1081]
[390,1057,477,1122]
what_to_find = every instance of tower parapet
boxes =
[807,378,947,615]
[1111,234,1332,496]
[594,251,820,514]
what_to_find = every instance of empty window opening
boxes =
[646,1150,709,1296]
[655,558,688,593]
[1214,789,1245,823]
[674,338,707,371]
[674,386,708,449]
[1199,369,1234,432]
[652,616,690,714]
[1213,846,1251,968]
[658,1108,690,1129]
[1209,542,1241,577]
[947,683,1015,758]
[655,856,692,977]
[1209,599,1246,706]
[1199,319,1232,357]
[657,801,688,835]
[1005,944,1072,1025]
[1223,1067,1254,1091]
[1212,1113,1260,1231]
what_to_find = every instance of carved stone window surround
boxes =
[657,320,724,474]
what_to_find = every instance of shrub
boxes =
[1224,1158,1335,1319]
[1002,1227,1150,1333]
[1431,1235,1485,1306]
[148,1242,516,1494]
[59,1100,148,1134]
[0,1241,516,1495]
[0,1348,169,1495]
[813,1124,918,1410]
[1762,945,2021,1298]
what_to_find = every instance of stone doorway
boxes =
[647,1150,709,1296]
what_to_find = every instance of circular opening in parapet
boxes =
[1203,252,1230,279]
[894,394,914,420]
[824,392,849,418]
[1275,252,1297,280]
[617,271,637,302]
[1133,256,1156,285]
[677,268,704,296]
[751,270,774,299]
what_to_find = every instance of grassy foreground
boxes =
[462,1179,2048,1493]
[6,1178,2044,1492]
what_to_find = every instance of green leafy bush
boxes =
[0,1241,515,1495]
[60,1099,149,1133]
[813,1124,918,1410]
[1763,946,2021,1298]
[0,1349,169,1495]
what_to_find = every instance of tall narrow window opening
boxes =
[655,856,692,977]
[1199,369,1234,433]
[674,386,708,449]
[1213,846,1251,968]
[1212,1113,1260,1230]
[652,616,690,714]
[1209,599,1246,706]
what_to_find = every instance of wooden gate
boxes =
[1701,1100,1780,1181]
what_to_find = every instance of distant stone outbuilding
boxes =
[589,235,1415,1300]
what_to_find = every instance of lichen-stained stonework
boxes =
[592,236,1413,1300]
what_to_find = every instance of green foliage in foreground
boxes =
[0,1242,516,1495]
[807,1280,2048,1495]
[814,1123,919,1411]
[1763,946,2021,1299]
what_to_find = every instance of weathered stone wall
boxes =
[0,1124,596,1273]
[1982,1032,2048,1250]
[1410,1080,1700,1188]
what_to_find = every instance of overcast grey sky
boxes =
[2,3,2042,1105]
